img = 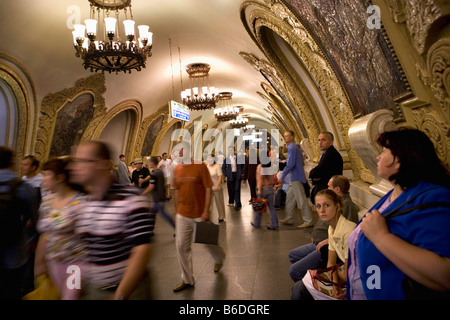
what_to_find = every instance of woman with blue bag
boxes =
[347,129,450,300]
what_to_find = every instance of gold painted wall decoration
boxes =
[141,114,165,158]
[35,73,106,162]
[133,104,169,159]
[240,0,369,181]
[0,53,38,171]
[92,99,143,164]
[385,0,450,170]
[48,93,95,157]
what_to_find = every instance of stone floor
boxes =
[138,182,318,300]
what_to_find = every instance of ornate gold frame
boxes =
[91,99,143,164]
[34,74,106,162]
[0,54,37,171]
[133,104,168,159]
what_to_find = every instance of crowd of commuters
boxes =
[0,128,449,300]
[289,129,450,300]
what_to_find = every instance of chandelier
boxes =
[214,92,241,122]
[181,63,219,110]
[229,116,249,128]
[71,0,153,74]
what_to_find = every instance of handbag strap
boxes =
[384,202,450,219]
[380,185,450,220]
[312,263,346,288]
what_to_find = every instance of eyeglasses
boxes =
[72,158,99,163]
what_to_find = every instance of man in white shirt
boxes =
[157,152,173,200]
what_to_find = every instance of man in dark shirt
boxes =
[143,157,175,229]
[0,146,39,299]
[222,147,245,209]
[309,132,343,204]
[131,158,151,189]
[244,147,258,204]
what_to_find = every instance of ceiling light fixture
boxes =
[214,92,241,122]
[71,0,153,74]
[229,116,249,128]
[181,63,219,110]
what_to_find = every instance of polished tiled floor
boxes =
[142,182,318,300]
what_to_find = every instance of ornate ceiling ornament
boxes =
[181,63,219,111]
[71,0,153,74]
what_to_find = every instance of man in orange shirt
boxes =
[172,142,226,292]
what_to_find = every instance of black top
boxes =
[149,169,166,202]
[131,167,151,189]
[309,145,343,190]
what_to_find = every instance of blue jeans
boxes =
[154,202,175,229]
[288,243,323,282]
[252,187,278,228]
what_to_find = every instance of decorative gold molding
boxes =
[401,97,450,170]
[240,0,368,180]
[259,81,302,138]
[427,38,450,119]
[152,117,181,156]
[239,52,313,146]
[385,0,450,170]
[91,99,143,164]
[134,104,168,159]
[0,67,29,171]
[35,74,106,162]
[0,54,38,172]
[387,0,450,56]
[157,118,183,155]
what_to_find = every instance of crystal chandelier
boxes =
[229,116,249,128]
[71,0,153,74]
[181,63,219,111]
[214,92,241,122]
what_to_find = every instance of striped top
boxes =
[75,184,155,288]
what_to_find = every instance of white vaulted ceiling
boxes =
[0,0,275,130]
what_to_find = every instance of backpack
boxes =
[0,178,25,248]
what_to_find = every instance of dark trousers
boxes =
[291,280,314,300]
[274,188,286,208]
[248,178,257,201]
[226,172,242,207]
[310,184,327,205]
[0,263,28,300]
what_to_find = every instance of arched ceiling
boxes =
[0,0,276,131]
